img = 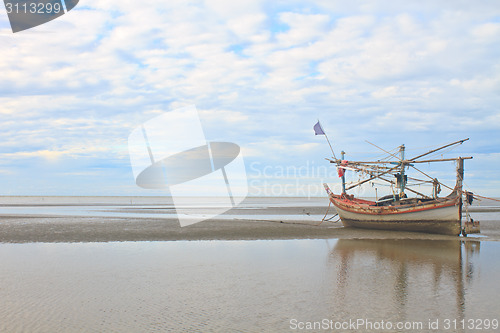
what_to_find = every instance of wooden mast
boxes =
[457,157,464,233]
[341,151,346,194]
[456,157,464,193]
[399,144,406,195]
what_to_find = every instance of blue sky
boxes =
[0,0,499,197]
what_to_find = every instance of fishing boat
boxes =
[315,126,479,236]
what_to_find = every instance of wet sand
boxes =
[0,216,463,243]
[0,203,498,243]
[0,196,498,243]
[2,239,498,332]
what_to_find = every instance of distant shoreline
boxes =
[0,195,498,205]
[0,196,498,243]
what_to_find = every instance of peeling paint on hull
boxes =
[325,185,462,236]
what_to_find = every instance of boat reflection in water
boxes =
[327,239,482,326]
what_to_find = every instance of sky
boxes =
[0,0,499,197]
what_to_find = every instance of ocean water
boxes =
[0,196,499,331]
[0,196,332,223]
[0,239,498,332]
[0,195,498,225]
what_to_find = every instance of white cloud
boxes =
[0,0,499,195]
[276,12,330,47]
[226,14,267,41]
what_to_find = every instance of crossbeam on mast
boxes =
[365,140,402,161]
[410,157,473,163]
[345,164,401,191]
[409,138,469,161]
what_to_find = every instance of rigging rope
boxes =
[317,201,340,225]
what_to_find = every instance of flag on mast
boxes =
[313,120,336,159]
[313,121,325,135]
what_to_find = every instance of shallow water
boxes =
[0,196,327,218]
[0,239,498,332]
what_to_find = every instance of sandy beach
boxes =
[0,216,467,243]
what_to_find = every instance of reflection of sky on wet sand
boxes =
[0,239,498,331]
[329,240,486,324]
[1,197,499,240]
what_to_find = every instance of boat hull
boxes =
[324,185,462,236]
[340,217,461,236]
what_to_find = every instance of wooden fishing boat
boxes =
[316,131,479,236]
[324,181,463,235]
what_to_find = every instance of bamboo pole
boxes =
[409,138,469,161]
[377,176,431,199]
[411,157,473,163]
[345,164,401,191]
[365,140,401,161]
[409,165,454,191]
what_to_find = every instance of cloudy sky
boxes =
[0,0,499,197]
